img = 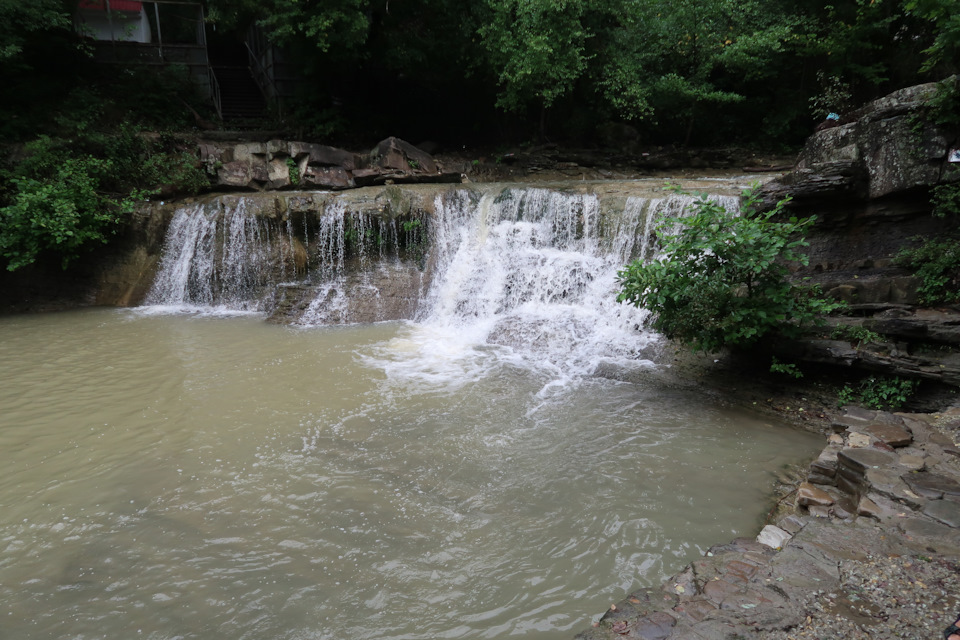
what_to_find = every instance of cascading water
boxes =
[142,184,739,381]
[145,199,290,312]
[369,187,739,388]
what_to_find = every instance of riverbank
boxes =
[575,398,960,640]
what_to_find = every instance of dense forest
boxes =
[1,0,958,270]
[3,0,959,146]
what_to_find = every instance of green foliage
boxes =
[0,120,209,271]
[809,71,853,119]
[831,324,883,346]
[285,158,301,186]
[478,0,591,112]
[142,150,209,196]
[770,357,803,378]
[0,156,143,270]
[837,376,918,410]
[0,0,70,63]
[905,0,960,73]
[617,187,842,353]
[930,183,960,219]
[895,235,960,304]
[923,77,960,129]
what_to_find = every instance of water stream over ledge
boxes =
[0,180,823,639]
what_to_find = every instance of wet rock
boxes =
[898,517,960,550]
[302,166,354,189]
[670,599,716,624]
[846,432,872,448]
[861,423,913,447]
[810,444,841,477]
[797,482,835,507]
[923,499,960,528]
[857,495,883,519]
[838,447,896,474]
[831,496,858,520]
[757,525,792,549]
[897,453,926,471]
[902,472,960,499]
[632,611,676,639]
[778,514,807,534]
[371,137,438,174]
[866,467,926,508]
[808,471,837,486]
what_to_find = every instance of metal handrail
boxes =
[209,66,222,120]
[244,40,283,119]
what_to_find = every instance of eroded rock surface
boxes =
[202,136,462,192]
[574,406,960,639]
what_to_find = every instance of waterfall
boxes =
[142,184,739,377]
[144,199,290,312]
[397,188,740,382]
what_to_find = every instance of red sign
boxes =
[78,1,144,11]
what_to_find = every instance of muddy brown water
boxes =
[0,308,822,639]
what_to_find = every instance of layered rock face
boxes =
[756,78,960,387]
[200,136,462,191]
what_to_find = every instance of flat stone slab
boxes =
[847,432,871,448]
[901,472,960,499]
[861,423,912,447]
[923,499,960,528]
[797,482,835,507]
[838,447,896,474]
[898,517,960,548]
[897,454,925,471]
[757,525,792,549]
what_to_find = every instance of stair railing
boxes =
[209,66,223,120]
[244,41,283,119]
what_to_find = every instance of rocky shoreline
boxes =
[574,405,960,640]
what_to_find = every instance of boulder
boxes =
[757,77,958,208]
[371,136,439,174]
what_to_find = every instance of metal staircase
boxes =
[212,64,268,127]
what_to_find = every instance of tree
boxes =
[478,0,593,134]
[617,188,839,353]
[905,0,960,74]
[0,0,71,64]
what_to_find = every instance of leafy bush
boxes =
[141,150,209,196]
[617,187,841,353]
[0,123,207,271]
[769,357,803,378]
[831,324,883,346]
[929,182,960,219]
[837,376,918,411]
[895,236,960,305]
[0,157,144,270]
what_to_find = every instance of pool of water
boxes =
[0,308,821,640]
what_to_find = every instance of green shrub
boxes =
[831,324,883,346]
[0,123,206,271]
[285,157,300,186]
[0,156,145,270]
[770,357,803,378]
[837,376,918,411]
[617,186,842,353]
[142,150,209,196]
[895,236,960,305]
[930,182,960,219]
